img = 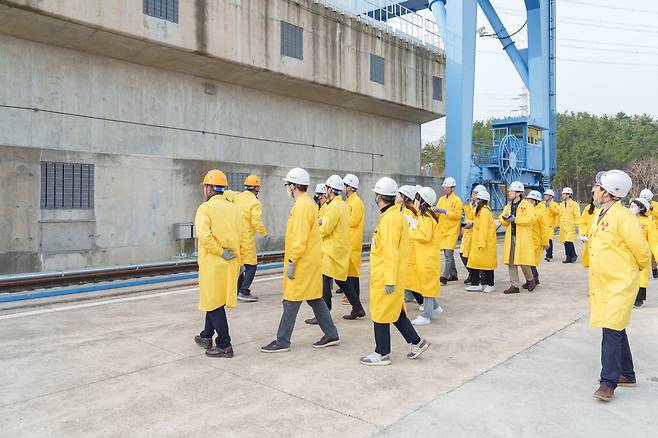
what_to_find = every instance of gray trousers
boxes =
[442,249,458,279]
[508,236,533,288]
[276,299,338,348]
[421,297,439,320]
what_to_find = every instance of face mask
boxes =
[629,204,641,216]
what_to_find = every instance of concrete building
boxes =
[0,0,444,274]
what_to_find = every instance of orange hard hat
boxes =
[202,169,228,187]
[244,175,261,187]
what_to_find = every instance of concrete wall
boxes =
[0,34,441,274]
[0,0,445,122]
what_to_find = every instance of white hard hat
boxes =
[527,190,543,201]
[543,189,555,197]
[418,187,438,206]
[343,174,359,190]
[398,185,418,200]
[640,189,653,201]
[473,184,486,194]
[283,167,310,186]
[634,197,651,212]
[476,191,490,202]
[315,183,326,194]
[508,181,524,192]
[325,174,344,191]
[562,187,574,195]
[600,170,632,198]
[415,184,423,192]
[442,177,457,188]
[372,177,398,196]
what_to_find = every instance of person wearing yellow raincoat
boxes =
[343,174,366,318]
[559,187,581,263]
[639,188,658,279]
[542,189,560,261]
[396,185,422,306]
[460,185,486,285]
[629,198,658,308]
[194,170,245,358]
[589,170,650,402]
[314,183,328,218]
[261,168,339,353]
[499,181,537,294]
[435,177,464,285]
[578,194,598,268]
[232,175,268,303]
[360,177,429,366]
[409,187,442,326]
[525,190,551,288]
[465,191,497,293]
[312,175,364,323]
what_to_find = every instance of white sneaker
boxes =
[465,285,483,292]
[411,315,431,326]
[418,304,424,312]
[433,306,444,316]
[360,352,392,366]
[407,339,430,359]
[483,285,495,293]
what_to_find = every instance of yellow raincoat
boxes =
[319,196,351,281]
[401,207,421,293]
[283,193,323,302]
[233,190,268,265]
[195,194,244,311]
[437,192,464,250]
[559,199,581,243]
[409,214,441,298]
[578,205,597,268]
[346,192,365,277]
[532,202,551,265]
[638,214,658,288]
[370,206,409,324]
[652,201,658,227]
[318,202,327,219]
[500,199,537,266]
[588,201,650,330]
[467,206,497,271]
[460,202,476,257]
[544,200,560,229]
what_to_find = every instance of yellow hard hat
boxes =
[244,175,261,187]
[202,169,228,187]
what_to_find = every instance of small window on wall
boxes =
[281,22,304,60]
[493,128,507,142]
[143,0,179,23]
[41,162,94,209]
[432,76,443,101]
[227,172,249,191]
[370,54,385,85]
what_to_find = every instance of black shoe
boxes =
[238,292,258,302]
[535,277,540,285]
[653,268,658,279]
[194,335,212,350]
[205,345,234,358]
[562,259,570,264]
[342,310,366,320]
[447,275,459,282]
[572,256,578,263]
[305,317,319,325]
[260,341,290,353]
[440,276,448,286]
[312,335,340,348]
[634,301,643,308]
[521,282,529,290]
[544,257,551,262]
[463,275,472,284]
[335,289,343,294]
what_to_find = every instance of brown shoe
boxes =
[526,280,537,292]
[342,310,366,320]
[503,286,520,294]
[598,375,637,387]
[593,383,615,402]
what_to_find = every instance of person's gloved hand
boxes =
[578,234,588,242]
[507,215,516,223]
[318,218,323,226]
[434,208,448,215]
[240,265,246,276]
[385,285,395,295]
[287,262,296,280]
[464,222,474,230]
[221,248,236,260]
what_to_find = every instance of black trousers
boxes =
[373,310,421,356]
[323,274,363,313]
[470,269,494,286]
[237,264,257,295]
[600,328,635,389]
[200,306,231,349]
[460,253,473,278]
[546,239,553,259]
[531,266,539,281]
[636,287,647,303]
[564,241,577,260]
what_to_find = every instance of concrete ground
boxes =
[1,242,657,437]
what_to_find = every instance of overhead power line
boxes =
[561,0,658,15]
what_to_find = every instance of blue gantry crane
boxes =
[340,0,557,209]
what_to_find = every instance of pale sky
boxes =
[419,0,658,145]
